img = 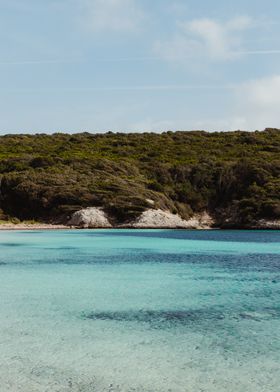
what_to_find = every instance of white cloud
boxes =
[193,75,280,131]
[155,16,253,61]
[83,0,145,32]
[232,74,280,129]
[241,75,280,108]
[129,118,175,132]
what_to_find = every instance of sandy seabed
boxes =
[0,229,279,391]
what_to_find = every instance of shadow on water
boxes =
[31,252,280,272]
[0,243,27,247]
[76,229,280,243]
[1,250,280,274]
[82,306,280,329]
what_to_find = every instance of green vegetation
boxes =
[0,129,279,227]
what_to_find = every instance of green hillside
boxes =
[0,129,279,227]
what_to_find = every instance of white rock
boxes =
[182,211,214,229]
[253,219,280,229]
[131,209,213,229]
[68,208,112,228]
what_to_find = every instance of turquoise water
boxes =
[0,229,279,392]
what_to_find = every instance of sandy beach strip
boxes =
[0,223,70,230]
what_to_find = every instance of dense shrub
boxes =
[0,129,279,225]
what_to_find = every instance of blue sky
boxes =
[1,0,280,133]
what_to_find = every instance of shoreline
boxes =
[0,223,279,231]
[1,209,279,231]
[0,223,70,231]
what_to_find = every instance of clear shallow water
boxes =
[0,230,279,392]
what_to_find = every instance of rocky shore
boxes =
[1,208,278,230]
[66,207,214,229]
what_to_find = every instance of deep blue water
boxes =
[0,229,279,391]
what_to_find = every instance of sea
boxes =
[0,229,279,392]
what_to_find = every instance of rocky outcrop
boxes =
[67,208,214,229]
[219,214,280,229]
[251,219,280,230]
[68,208,112,228]
[129,209,213,229]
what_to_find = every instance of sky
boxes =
[1,0,280,133]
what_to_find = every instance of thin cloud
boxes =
[2,50,280,67]
[82,0,145,32]
[155,16,254,62]
[0,59,83,66]
[236,49,280,55]
[2,84,238,94]
[88,50,280,61]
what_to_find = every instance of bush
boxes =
[0,130,279,225]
